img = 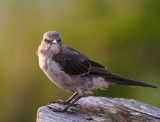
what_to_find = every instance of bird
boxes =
[37,31,157,112]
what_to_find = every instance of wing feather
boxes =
[52,46,112,76]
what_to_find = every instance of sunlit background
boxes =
[0,0,160,122]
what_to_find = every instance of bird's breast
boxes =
[38,53,46,69]
[39,55,70,85]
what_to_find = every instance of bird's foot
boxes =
[72,103,80,107]
[47,106,65,112]
[49,100,70,105]
[47,106,75,114]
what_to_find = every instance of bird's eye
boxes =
[44,39,47,42]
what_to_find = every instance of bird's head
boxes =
[39,31,62,54]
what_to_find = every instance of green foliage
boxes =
[0,0,160,121]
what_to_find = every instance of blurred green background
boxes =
[0,0,160,121]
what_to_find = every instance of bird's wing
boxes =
[52,46,112,76]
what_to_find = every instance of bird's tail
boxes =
[107,75,157,88]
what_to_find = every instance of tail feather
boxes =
[109,76,157,88]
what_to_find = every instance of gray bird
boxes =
[37,31,157,112]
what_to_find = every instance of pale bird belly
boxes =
[39,56,109,95]
[42,58,79,93]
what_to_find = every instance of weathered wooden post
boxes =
[37,96,160,122]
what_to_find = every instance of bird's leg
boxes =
[61,95,83,112]
[64,92,78,104]
[49,92,78,105]
[48,94,82,112]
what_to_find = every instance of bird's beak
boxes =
[52,40,57,44]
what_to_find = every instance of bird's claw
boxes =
[47,106,67,112]
[49,100,70,105]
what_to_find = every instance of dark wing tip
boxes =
[141,82,157,88]
[110,76,158,89]
[149,85,157,89]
